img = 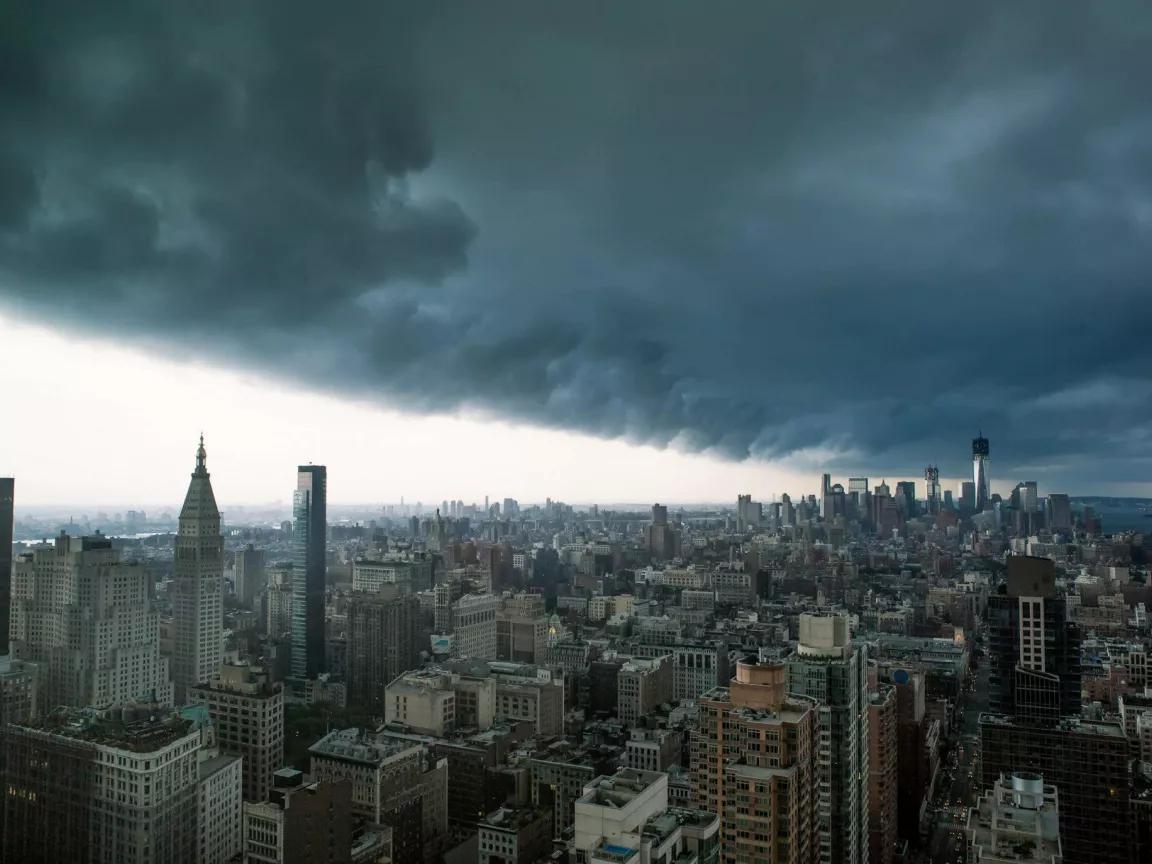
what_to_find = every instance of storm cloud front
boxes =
[2,0,1150,487]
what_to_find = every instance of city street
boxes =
[926,649,991,864]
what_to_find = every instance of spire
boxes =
[195,433,208,475]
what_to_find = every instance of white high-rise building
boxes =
[11,533,173,709]
[787,613,870,864]
[173,435,224,703]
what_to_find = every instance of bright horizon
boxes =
[4,311,1133,513]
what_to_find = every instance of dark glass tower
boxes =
[291,465,327,678]
[987,556,1081,725]
[0,477,12,654]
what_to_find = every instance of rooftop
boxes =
[978,713,1126,737]
[309,727,421,765]
[480,806,547,831]
[19,705,194,753]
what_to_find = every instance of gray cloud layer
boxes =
[2,1,1151,488]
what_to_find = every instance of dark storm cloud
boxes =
[2,0,1151,489]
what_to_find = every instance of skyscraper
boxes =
[0,477,13,655]
[692,659,817,864]
[291,465,327,679]
[234,544,267,610]
[173,435,224,703]
[11,533,173,708]
[894,481,916,518]
[972,433,990,511]
[1047,494,1072,532]
[347,587,421,715]
[923,466,940,514]
[787,613,870,864]
[987,556,1081,725]
[868,685,898,864]
[959,481,976,513]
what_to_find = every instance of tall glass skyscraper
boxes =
[0,477,13,655]
[291,465,327,679]
[973,433,990,512]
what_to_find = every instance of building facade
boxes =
[987,556,1081,725]
[2,706,201,864]
[291,465,327,679]
[11,533,173,709]
[198,752,244,864]
[190,663,285,803]
[173,436,224,703]
[242,769,352,864]
[786,613,869,864]
[693,659,817,864]
[0,476,13,654]
[868,685,898,864]
[347,588,421,716]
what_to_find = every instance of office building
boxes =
[452,592,499,660]
[266,573,294,637]
[924,466,940,513]
[667,641,728,702]
[386,668,466,735]
[347,587,421,716]
[960,480,976,513]
[0,655,38,724]
[309,728,448,864]
[692,659,817,864]
[966,772,1062,864]
[10,533,173,709]
[618,655,673,726]
[351,556,433,593]
[973,433,990,511]
[647,503,681,561]
[190,663,285,803]
[292,465,327,679]
[198,751,244,864]
[890,667,933,843]
[895,481,916,518]
[1046,494,1072,532]
[496,591,550,664]
[242,769,352,864]
[980,715,1129,864]
[1017,480,1039,513]
[477,807,552,864]
[2,705,201,864]
[868,685,898,864]
[987,556,1081,724]
[786,613,869,864]
[235,544,267,610]
[0,477,13,654]
[173,435,225,703]
[625,726,684,773]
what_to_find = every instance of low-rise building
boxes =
[966,772,1062,863]
[478,806,552,864]
[242,769,352,864]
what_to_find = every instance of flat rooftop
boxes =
[309,728,420,765]
[16,714,193,755]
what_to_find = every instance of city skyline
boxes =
[3,314,1149,510]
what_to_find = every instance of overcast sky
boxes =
[2,1,1150,505]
